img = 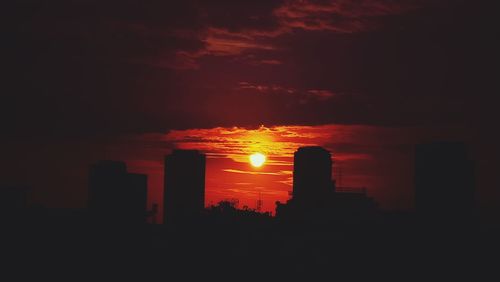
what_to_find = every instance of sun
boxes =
[249,152,266,167]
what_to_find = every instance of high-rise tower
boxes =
[292,146,334,202]
[164,150,206,224]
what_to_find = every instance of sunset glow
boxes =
[4,0,495,272]
[249,152,266,167]
[121,124,469,221]
[3,0,491,222]
[126,124,391,217]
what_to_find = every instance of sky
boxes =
[1,0,499,219]
[120,124,474,217]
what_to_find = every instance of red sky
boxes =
[2,0,499,220]
[108,124,475,222]
[3,123,495,223]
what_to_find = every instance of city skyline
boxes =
[88,143,472,223]
[3,0,498,217]
[2,0,498,277]
[81,143,476,223]
[2,124,493,218]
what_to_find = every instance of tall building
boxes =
[276,146,378,221]
[88,160,148,223]
[164,150,206,224]
[415,142,475,217]
[292,146,334,202]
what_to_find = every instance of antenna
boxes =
[256,192,263,212]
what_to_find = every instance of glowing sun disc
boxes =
[249,153,266,167]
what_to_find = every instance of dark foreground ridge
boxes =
[1,207,499,280]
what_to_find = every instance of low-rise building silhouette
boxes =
[276,146,377,221]
[164,150,206,224]
[88,160,147,223]
[415,142,475,218]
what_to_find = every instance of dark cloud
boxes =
[274,0,420,33]
[2,0,498,138]
[196,0,283,32]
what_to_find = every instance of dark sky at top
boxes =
[1,0,499,213]
[3,0,498,135]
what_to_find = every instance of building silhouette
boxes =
[88,160,148,223]
[164,150,206,224]
[415,142,475,217]
[293,146,334,201]
[276,146,377,221]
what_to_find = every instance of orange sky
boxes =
[163,125,372,213]
[115,124,470,221]
[2,0,497,223]
[1,122,480,221]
